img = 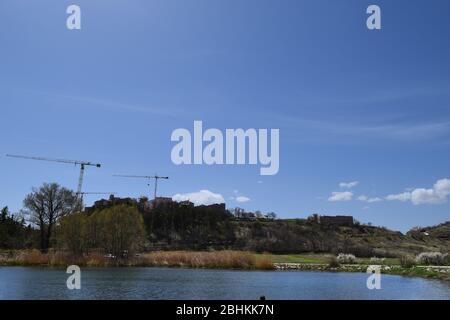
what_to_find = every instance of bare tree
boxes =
[23,183,77,251]
[266,212,277,220]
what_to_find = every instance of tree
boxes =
[1,206,8,221]
[231,207,245,218]
[0,206,30,249]
[92,205,146,257]
[57,205,146,257]
[23,183,77,252]
[266,212,277,220]
[58,212,88,255]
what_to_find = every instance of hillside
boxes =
[84,197,450,257]
[407,221,450,241]
[233,219,450,257]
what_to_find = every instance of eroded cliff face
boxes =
[232,220,450,256]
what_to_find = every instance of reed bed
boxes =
[142,250,274,270]
[0,249,275,270]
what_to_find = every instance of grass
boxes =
[265,253,330,264]
[0,249,275,270]
[2,250,449,281]
[266,253,402,265]
[381,266,450,282]
[356,257,400,265]
[141,250,274,270]
[267,253,450,281]
[0,249,97,267]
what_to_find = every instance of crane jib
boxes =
[6,154,102,196]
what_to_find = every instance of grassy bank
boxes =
[0,249,274,270]
[266,253,401,265]
[275,262,450,281]
[1,250,449,281]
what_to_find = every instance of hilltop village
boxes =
[79,195,449,257]
[1,187,449,260]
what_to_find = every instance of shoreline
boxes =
[1,250,449,282]
[1,261,449,283]
[275,263,450,282]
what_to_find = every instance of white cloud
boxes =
[386,192,411,202]
[328,191,353,202]
[235,196,251,203]
[386,178,450,205]
[357,195,368,201]
[410,188,443,205]
[339,181,359,189]
[434,178,450,198]
[172,190,225,206]
[357,195,383,203]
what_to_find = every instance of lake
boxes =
[0,267,449,300]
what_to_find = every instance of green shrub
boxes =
[328,256,340,268]
[400,255,416,268]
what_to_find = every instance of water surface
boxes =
[0,267,449,300]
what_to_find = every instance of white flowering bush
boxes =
[336,253,356,264]
[415,252,448,265]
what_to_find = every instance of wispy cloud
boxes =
[357,195,383,203]
[235,196,251,203]
[339,181,359,189]
[20,89,183,117]
[62,94,182,117]
[328,191,353,202]
[282,117,450,142]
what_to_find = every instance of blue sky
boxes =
[1,0,450,232]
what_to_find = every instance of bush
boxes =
[336,253,356,264]
[415,252,448,266]
[328,256,340,268]
[345,245,374,258]
[400,255,416,268]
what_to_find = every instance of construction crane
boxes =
[5,154,101,197]
[113,174,169,200]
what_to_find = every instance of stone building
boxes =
[308,214,354,227]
